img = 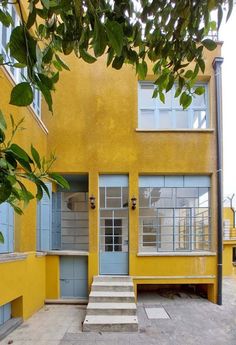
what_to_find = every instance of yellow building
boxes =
[0,2,225,334]
[223,206,236,276]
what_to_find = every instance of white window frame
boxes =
[0,4,41,118]
[138,81,209,130]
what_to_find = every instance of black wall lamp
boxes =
[131,196,137,210]
[89,195,96,209]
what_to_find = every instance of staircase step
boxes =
[83,315,138,332]
[93,276,132,282]
[89,291,135,303]
[86,302,137,315]
[92,281,133,292]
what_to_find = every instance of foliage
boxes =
[0,110,69,217]
[0,0,234,110]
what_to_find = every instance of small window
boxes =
[138,82,209,129]
[0,203,14,254]
[233,248,236,263]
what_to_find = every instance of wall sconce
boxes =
[131,197,137,210]
[89,195,96,209]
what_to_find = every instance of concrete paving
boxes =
[1,277,236,345]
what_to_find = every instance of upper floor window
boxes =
[0,4,41,118]
[138,82,209,130]
[0,202,14,254]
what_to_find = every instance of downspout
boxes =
[213,57,224,306]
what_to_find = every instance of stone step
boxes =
[89,291,135,303]
[93,276,132,283]
[91,281,133,292]
[83,315,138,332]
[86,302,137,315]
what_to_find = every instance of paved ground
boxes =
[1,277,236,345]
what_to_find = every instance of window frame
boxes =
[138,81,209,130]
[138,175,212,253]
[0,4,41,118]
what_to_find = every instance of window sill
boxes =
[46,250,89,256]
[0,252,27,263]
[135,128,215,133]
[137,252,216,257]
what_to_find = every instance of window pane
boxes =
[140,109,155,128]
[157,90,172,108]
[106,198,121,208]
[140,83,155,107]
[192,90,206,107]
[106,187,121,198]
[175,111,189,128]
[159,110,172,129]
[194,111,207,128]
[139,187,150,207]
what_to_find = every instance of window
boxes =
[0,302,11,326]
[233,248,236,263]
[138,82,209,129]
[139,175,211,253]
[37,183,52,251]
[0,202,14,254]
[0,4,41,117]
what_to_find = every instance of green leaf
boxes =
[194,86,205,95]
[159,91,165,104]
[180,92,192,109]
[0,179,12,203]
[26,7,36,29]
[0,129,5,143]
[198,58,205,73]
[0,232,4,244]
[10,82,33,107]
[107,48,114,67]
[202,39,217,51]
[9,26,36,65]
[112,56,125,70]
[49,173,70,189]
[79,48,97,64]
[137,60,147,80]
[37,81,53,112]
[55,54,70,71]
[93,19,107,57]
[105,21,124,56]
[31,145,41,169]
[0,9,13,27]
[36,184,43,200]
[0,110,7,131]
[8,143,31,162]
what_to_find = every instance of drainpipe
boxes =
[213,57,224,306]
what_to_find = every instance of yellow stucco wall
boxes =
[0,254,46,319]
[0,65,48,318]
[223,207,236,276]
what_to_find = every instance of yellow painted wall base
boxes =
[223,243,236,276]
[0,253,46,320]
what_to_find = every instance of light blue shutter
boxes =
[52,192,61,250]
[0,203,14,253]
[37,183,52,251]
[0,303,11,325]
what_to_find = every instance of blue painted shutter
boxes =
[0,203,14,253]
[0,303,11,325]
[37,183,52,251]
[52,192,61,250]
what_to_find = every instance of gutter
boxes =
[213,57,224,306]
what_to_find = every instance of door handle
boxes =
[60,279,70,283]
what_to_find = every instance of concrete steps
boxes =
[83,276,138,332]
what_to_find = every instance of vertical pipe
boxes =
[213,57,224,305]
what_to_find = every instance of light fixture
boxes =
[131,196,137,210]
[89,195,96,209]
